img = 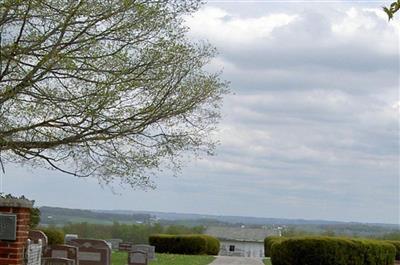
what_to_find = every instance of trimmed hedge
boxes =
[270,237,395,265]
[201,235,220,255]
[360,239,396,265]
[149,234,220,255]
[386,241,400,260]
[264,236,285,257]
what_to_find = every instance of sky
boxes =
[4,0,400,224]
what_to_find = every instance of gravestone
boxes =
[69,239,110,250]
[64,234,78,244]
[43,245,78,265]
[105,238,122,250]
[26,239,42,265]
[132,245,155,260]
[42,258,75,265]
[128,251,148,265]
[29,230,48,247]
[118,242,133,252]
[69,239,110,265]
[77,247,109,265]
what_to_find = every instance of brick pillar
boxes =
[0,197,33,265]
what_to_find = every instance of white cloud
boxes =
[185,7,298,46]
[182,3,399,223]
[331,7,399,54]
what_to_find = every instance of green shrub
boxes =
[264,236,285,257]
[357,239,396,265]
[386,241,400,260]
[202,235,220,255]
[270,236,395,265]
[40,227,65,245]
[149,234,220,255]
[29,207,41,229]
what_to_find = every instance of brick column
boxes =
[0,197,33,265]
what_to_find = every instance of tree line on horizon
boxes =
[43,222,205,244]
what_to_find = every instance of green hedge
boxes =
[201,235,220,255]
[270,237,395,265]
[360,239,396,265]
[386,241,400,260]
[149,234,220,255]
[39,228,65,245]
[264,236,285,257]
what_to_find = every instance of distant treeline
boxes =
[282,226,400,240]
[57,222,205,244]
[40,207,151,225]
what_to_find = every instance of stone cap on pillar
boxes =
[0,194,33,208]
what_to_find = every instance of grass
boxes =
[112,251,215,265]
[263,258,272,265]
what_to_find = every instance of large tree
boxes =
[0,0,227,187]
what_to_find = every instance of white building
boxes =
[205,226,280,258]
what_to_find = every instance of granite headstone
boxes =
[128,251,148,265]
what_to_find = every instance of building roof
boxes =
[205,226,280,242]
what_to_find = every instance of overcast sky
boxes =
[4,0,399,224]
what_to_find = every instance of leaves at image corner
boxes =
[383,0,400,20]
[0,0,228,188]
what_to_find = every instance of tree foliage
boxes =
[29,207,41,229]
[40,227,65,245]
[383,0,400,20]
[0,0,227,187]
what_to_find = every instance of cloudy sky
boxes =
[5,0,399,224]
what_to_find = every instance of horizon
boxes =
[38,204,399,226]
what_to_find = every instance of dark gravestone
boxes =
[77,247,108,265]
[128,251,148,265]
[69,239,110,250]
[29,230,48,247]
[118,242,133,252]
[69,239,110,265]
[42,258,75,265]
[43,245,78,265]
[0,213,17,241]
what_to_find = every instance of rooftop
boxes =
[205,226,280,242]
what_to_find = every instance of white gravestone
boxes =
[26,239,42,265]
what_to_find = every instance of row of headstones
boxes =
[28,230,155,265]
[43,238,111,265]
[46,240,155,265]
[27,233,111,265]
